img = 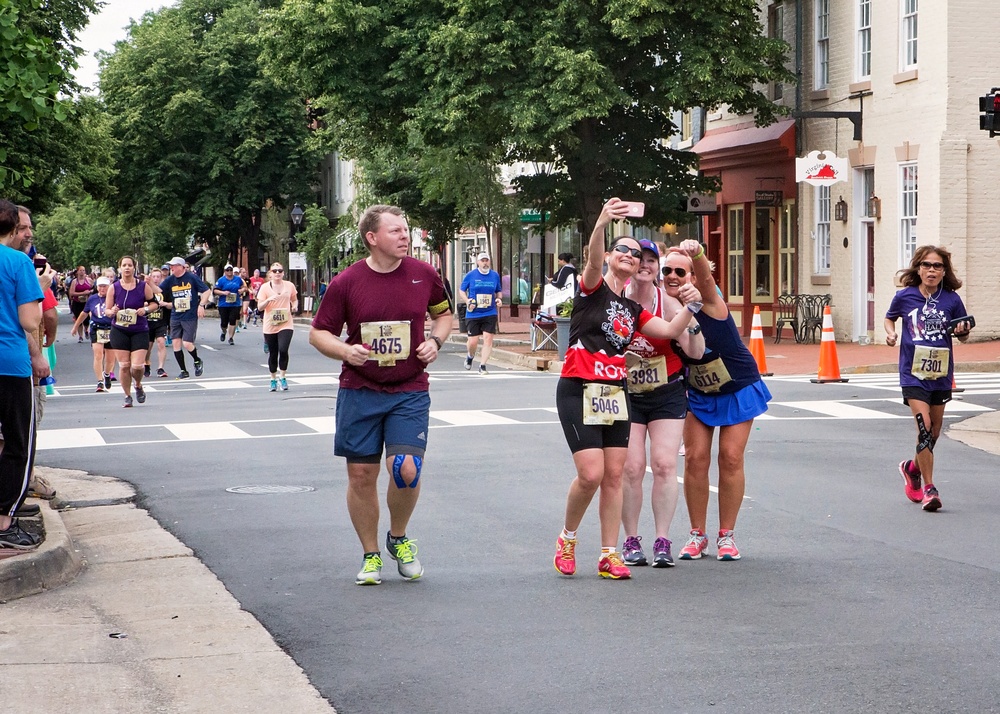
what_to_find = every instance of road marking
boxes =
[431,410,521,426]
[166,422,252,441]
[295,417,336,434]
[37,428,105,450]
[775,400,907,420]
[289,377,339,386]
[198,380,254,390]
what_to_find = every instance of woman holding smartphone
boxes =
[885,245,972,512]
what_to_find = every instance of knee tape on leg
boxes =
[915,414,934,454]
[391,454,423,489]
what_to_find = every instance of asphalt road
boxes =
[38,312,1000,714]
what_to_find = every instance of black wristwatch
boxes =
[430,335,443,349]
[687,324,702,335]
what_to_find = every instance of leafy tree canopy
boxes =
[0,0,102,191]
[100,0,324,268]
[263,0,792,235]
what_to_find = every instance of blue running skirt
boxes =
[688,380,771,427]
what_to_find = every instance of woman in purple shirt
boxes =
[106,256,158,407]
[885,245,973,512]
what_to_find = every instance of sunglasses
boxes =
[661,266,688,278]
[272,268,284,273]
[919,261,944,270]
[612,244,642,259]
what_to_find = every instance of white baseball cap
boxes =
[477,252,490,261]
[168,256,185,266]
[96,277,111,287]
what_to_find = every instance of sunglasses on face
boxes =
[612,244,642,259]
[661,266,688,278]
[919,261,944,270]
[272,268,284,273]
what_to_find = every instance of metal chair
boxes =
[530,317,558,351]
[774,294,799,344]
[798,294,831,344]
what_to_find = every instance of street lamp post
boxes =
[289,203,304,313]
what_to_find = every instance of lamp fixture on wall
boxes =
[867,194,882,219]
[834,196,848,222]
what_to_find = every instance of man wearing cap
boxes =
[459,252,502,375]
[213,264,245,345]
[158,256,211,378]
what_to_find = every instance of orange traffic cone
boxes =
[952,375,964,393]
[749,306,772,376]
[810,305,849,383]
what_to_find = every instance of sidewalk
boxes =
[0,469,334,713]
[3,323,998,711]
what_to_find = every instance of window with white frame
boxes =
[815,0,830,88]
[680,110,693,142]
[857,0,872,79]
[815,186,831,274]
[899,163,918,264]
[901,0,918,69]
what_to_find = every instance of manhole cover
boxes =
[225,485,316,495]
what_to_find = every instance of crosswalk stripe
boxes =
[198,381,254,390]
[165,422,252,441]
[37,428,104,450]
[295,417,336,434]
[431,410,522,426]
[775,400,907,419]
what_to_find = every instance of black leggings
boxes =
[264,329,293,373]
[218,306,241,331]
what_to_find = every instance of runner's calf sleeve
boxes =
[915,414,934,454]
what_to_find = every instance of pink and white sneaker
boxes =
[898,460,923,503]
[716,530,741,561]
[678,529,708,560]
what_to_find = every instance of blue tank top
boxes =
[682,310,760,395]
[112,279,149,333]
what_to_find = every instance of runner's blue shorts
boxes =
[688,379,771,427]
[334,387,430,462]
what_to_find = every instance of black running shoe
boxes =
[157,368,168,378]
[194,359,204,377]
[228,338,234,346]
[135,385,146,404]
[0,520,41,550]
[104,373,112,389]
[220,331,226,342]
[177,370,190,380]
[14,503,40,518]
[144,364,151,377]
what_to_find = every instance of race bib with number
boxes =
[96,328,111,344]
[116,309,138,327]
[911,345,950,381]
[628,354,669,394]
[476,293,493,309]
[361,321,411,367]
[583,383,629,425]
[225,293,237,304]
[271,308,289,324]
[689,358,734,394]
[147,308,163,321]
[174,296,191,312]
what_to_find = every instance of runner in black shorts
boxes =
[105,256,157,407]
[552,199,701,581]
[144,268,169,377]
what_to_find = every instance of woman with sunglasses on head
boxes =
[673,239,772,562]
[885,246,972,512]
[256,263,298,392]
[619,241,705,568]
[553,199,701,580]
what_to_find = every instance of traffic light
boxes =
[979,92,1000,137]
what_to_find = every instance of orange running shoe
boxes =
[554,535,577,575]
[598,551,631,579]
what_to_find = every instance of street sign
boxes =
[288,252,307,270]
[520,208,551,223]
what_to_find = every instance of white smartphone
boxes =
[620,201,645,218]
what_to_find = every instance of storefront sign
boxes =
[796,150,848,186]
[754,190,784,207]
[686,193,717,214]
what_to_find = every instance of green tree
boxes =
[0,0,102,191]
[100,0,323,269]
[262,0,792,235]
[33,197,132,270]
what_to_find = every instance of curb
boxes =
[0,502,83,602]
